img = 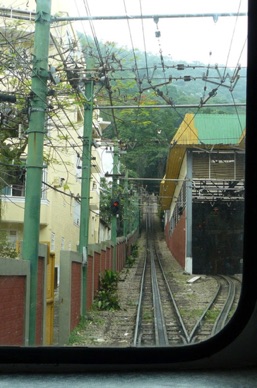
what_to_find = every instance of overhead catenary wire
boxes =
[77,0,120,136]
[0,3,247,197]
[222,0,243,79]
[57,3,246,143]
[0,7,247,22]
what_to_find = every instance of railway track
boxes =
[132,199,241,347]
[133,205,188,346]
[189,275,242,343]
[133,239,189,346]
[71,197,241,347]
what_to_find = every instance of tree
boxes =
[0,230,17,259]
[78,36,246,195]
[0,16,88,217]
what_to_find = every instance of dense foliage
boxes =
[94,269,120,311]
[0,26,246,232]
[80,35,246,194]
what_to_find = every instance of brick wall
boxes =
[70,262,81,331]
[0,275,26,345]
[94,251,101,298]
[59,231,139,344]
[0,250,47,347]
[86,255,93,310]
[166,213,186,268]
[36,257,44,345]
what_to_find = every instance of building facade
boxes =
[160,113,245,275]
[0,1,112,282]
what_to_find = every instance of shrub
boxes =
[126,255,135,268]
[131,244,138,258]
[94,270,120,311]
[0,231,17,259]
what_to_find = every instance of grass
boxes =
[68,316,87,345]
[67,312,106,345]
[143,310,153,321]
[205,309,220,323]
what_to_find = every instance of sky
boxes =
[71,0,248,67]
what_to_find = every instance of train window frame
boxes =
[1,0,257,374]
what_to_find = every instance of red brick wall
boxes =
[106,247,111,269]
[100,249,105,273]
[94,252,100,297]
[86,255,93,310]
[110,246,113,269]
[116,243,120,271]
[122,242,125,269]
[0,275,26,345]
[166,213,186,268]
[84,233,138,311]
[70,262,81,331]
[36,257,44,345]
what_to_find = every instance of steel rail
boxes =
[133,253,147,347]
[133,200,240,346]
[133,210,152,346]
[211,275,236,335]
[189,280,221,343]
[133,207,173,346]
[155,249,190,344]
[190,275,238,342]
[150,243,169,346]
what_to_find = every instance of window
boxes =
[1,0,257,375]
[1,164,25,197]
[1,163,48,199]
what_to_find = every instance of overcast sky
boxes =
[72,0,248,67]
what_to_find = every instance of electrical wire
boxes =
[222,0,243,79]
[0,2,248,196]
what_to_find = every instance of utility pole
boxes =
[111,144,119,270]
[78,56,94,316]
[135,190,140,232]
[129,184,135,233]
[130,186,140,233]
[22,0,51,345]
[123,170,129,238]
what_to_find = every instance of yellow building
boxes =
[0,1,111,281]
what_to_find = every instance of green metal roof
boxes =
[194,114,246,145]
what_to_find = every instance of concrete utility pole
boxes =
[78,56,94,316]
[22,0,51,345]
